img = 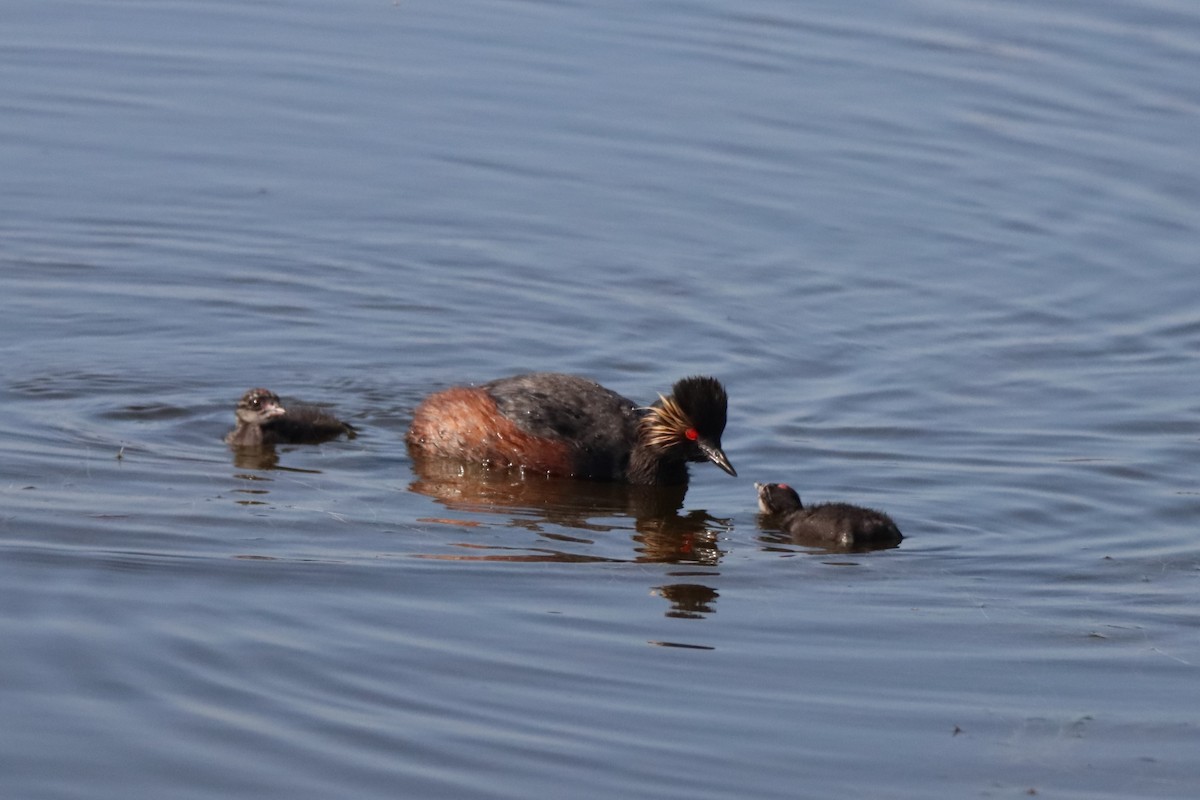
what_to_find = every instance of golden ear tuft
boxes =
[639,394,694,449]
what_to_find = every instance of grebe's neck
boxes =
[227,420,265,447]
[627,440,690,486]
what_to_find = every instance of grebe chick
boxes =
[226,388,356,447]
[755,481,902,548]
[406,372,735,487]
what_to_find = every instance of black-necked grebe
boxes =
[226,388,356,447]
[406,373,735,486]
[755,481,902,547]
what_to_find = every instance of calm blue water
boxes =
[2,1,1199,798]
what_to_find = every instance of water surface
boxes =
[2,1,1199,798]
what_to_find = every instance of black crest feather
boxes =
[668,376,728,438]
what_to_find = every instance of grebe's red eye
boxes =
[685,428,698,441]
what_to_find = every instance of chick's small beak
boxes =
[264,402,286,419]
[700,440,737,477]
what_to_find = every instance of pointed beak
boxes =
[700,440,737,477]
[264,402,286,419]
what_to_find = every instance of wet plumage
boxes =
[406,373,735,486]
[755,481,902,548]
[226,388,356,447]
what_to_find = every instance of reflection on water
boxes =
[653,583,719,619]
[230,445,281,470]
[412,542,622,564]
[229,445,337,473]
[408,456,729,566]
[409,452,689,519]
[632,510,724,565]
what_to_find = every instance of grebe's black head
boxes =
[755,482,803,515]
[642,376,735,476]
[235,388,286,426]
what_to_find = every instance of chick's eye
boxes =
[685,428,698,441]
[249,398,262,409]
